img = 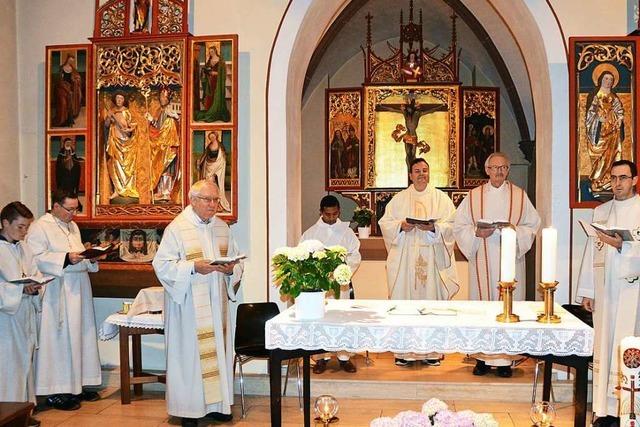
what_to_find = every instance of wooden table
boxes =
[266,299,594,427]
[0,402,33,427]
[101,313,166,404]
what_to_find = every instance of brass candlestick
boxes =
[537,281,561,324]
[496,280,520,323]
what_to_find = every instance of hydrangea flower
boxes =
[333,264,352,285]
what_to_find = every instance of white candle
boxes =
[500,228,516,282]
[541,227,557,283]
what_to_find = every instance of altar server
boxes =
[0,202,42,426]
[153,180,243,427]
[26,190,101,410]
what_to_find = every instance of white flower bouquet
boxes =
[272,240,352,298]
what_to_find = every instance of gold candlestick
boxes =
[496,280,520,323]
[537,281,561,323]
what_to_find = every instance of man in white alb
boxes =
[27,190,102,410]
[301,195,361,374]
[453,152,540,377]
[153,180,243,427]
[0,202,42,427]
[576,160,640,427]
[379,158,459,367]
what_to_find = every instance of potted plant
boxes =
[272,239,352,320]
[352,206,374,239]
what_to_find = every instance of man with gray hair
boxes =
[153,180,244,426]
[453,152,540,377]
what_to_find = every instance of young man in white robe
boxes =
[301,195,361,374]
[0,202,42,427]
[576,160,640,427]
[379,158,459,367]
[26,190,102,411]
[153,180,243,427]
[453,152,540,378]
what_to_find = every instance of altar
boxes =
[265,299,593,427]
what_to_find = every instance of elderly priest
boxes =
[153,180,244,427]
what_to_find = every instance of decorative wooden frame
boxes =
[326,88,363,190]
[93,37,187,221]
[460,87,499,188]
[46,134,89,215]
[363,84,460,189]
[189,35,237,126]
[93,0,189,39]
[569,37,639,208]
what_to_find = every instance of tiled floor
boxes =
[34,389,584,426]
[33,353,589,426]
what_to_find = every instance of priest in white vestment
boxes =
[26,190,101,411]
[153,180,243,427]
[379,158,459,366]
[301,195,361,374]
[576,160,640,426]
[0,202,42,426]
[454,152,540,377]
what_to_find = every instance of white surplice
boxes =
[301,217,361,361]
[153,206,243,418]
[0,239,40,403]
[26,213,101,395]
[379,184,459,301]
[453,181,540,301]
[576,195,640,418]
[301,217,361,299]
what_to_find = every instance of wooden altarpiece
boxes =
[44,0,238,296]
[326,1,499,235]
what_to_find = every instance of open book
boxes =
[406,217,438,225]
[210,254,247,265]
[9,275,55,285]
[79,243,119,259]
[578,220,636,241]
[476,219,511,229]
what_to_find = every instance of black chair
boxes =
[531,304,593,403]
[234,302,301,418]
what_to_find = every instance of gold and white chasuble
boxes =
[153,206,243,418]
[379,184,459,300]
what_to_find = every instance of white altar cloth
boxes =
[99,313,164,341]
[265,299,593,357]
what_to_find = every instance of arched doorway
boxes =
[266,0,569,302]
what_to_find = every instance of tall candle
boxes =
[500,227,516,282]
[541,227,557,283]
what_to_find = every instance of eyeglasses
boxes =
[59,204,79,214]
[486,165,509,172]
[611,175,632,182]
[195,195,220,204]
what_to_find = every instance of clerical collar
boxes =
[410,184,431,194]
[487,181,508,192]
[317,217,342,228]
[187,206,212,225]
[0,233,17,245]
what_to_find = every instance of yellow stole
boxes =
[177,216,229,405]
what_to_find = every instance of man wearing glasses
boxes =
[26,190,102,410]
[153,180,244,427]
[576,160,640,427]
[453,152,540,378]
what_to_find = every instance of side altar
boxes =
[44,0,239,296]
[325,1,499,234]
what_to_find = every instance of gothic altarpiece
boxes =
[44,0,238,291]
[325,2,499,234]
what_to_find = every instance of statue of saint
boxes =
[104,92,139,199]
[133,0,150,33]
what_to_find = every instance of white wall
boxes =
[0,0,21,205]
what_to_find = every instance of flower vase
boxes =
[295,291,325,320]
[358,226,371,239]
